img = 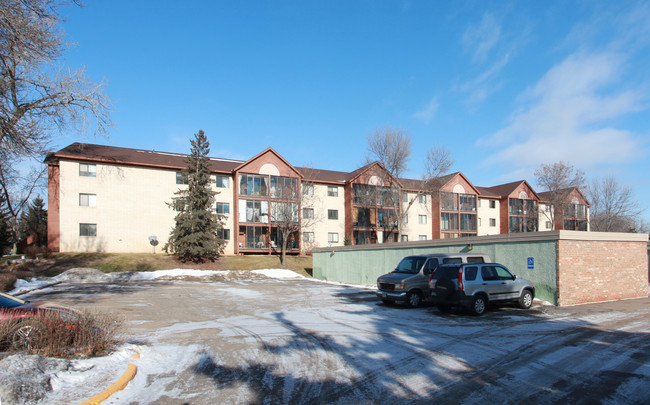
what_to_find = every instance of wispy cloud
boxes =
[462,13,501,63]
[478,51,646,169]
[413,96,439,124]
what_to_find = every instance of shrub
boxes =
[0,309,124,357]
[0,272,18,292]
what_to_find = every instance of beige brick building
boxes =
[45,143,591,255]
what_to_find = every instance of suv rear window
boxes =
[433,266,460,280]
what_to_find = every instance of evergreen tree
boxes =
[0,196,11,255]
[19,196,48,246]
[164,130,225,262]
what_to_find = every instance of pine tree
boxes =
[164,130,225,262]
[0,195,13,255]
[19,196,48,246]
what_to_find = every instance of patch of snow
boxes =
[251,269,305,279]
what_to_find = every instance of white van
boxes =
[375,253,492,307]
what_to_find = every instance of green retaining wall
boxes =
[313,233,559,304]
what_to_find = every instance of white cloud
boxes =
[479,51,646,169]
[413,96,439,124]
[460,53,510,105]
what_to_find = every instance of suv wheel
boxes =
[519,290,533,309]
[406,291,422,308]
[471,295,487,316]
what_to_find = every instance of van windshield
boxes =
[395,257,426,274]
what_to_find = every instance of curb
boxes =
[78,350,140,405]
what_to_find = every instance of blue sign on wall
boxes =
[527,257,534,270]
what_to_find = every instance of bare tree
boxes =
[0,159,46,253]
[587,175,643,232]
[365,126,454,239]
[534,161,586,229]
[0,0,112,160]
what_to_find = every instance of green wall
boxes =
[313,237,559,304]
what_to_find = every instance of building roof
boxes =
[479,180,541,201]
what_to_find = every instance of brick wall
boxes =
[557,240,649,305]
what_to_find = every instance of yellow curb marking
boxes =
[79,350,140,405]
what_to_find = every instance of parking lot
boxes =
[17,271,650,404]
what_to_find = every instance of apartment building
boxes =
[45,143,590,255]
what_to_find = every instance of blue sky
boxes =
[57,1,649,221]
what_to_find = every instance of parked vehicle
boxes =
[375,253,491,307]
[0,292,80,350]
[429,263,535,315]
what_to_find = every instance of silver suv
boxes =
[429,263,535,315]
[376,253,491,307]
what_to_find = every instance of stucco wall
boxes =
[314,233,559,303]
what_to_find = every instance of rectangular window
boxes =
[239,174,268,197]
[418,215,427,224]
[79,223,96,237]
[239,199,269,223]
[401,235,408,242]
[302,184,314,196]
[303,208,314,219]
[327,186,338,197]
[441,212,458,230]
[418,194,426,204]
[419,235,427,241]
[79,193,96,207]
[402,193,408,203]
[216,176,229,188]
[459,194,476,212]
[489,218,496,227]
[441,192,458,210]
[217,228,230,240]
[489,200,496,209]
[460,213,477,231]
[478,218,482,227]
[270,176,298,199]
[216,202,230,214]
[546,221,552,230]
[328,232,339,243]
[270,201,299,224]
[176,172,188,185]
[303,232,314,243]
[403,214,408,224]
[328,209,338,220]
[79,163,96,177]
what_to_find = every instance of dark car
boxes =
[0,291,80,350]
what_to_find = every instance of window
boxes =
[459,194,476,212]
[270,176,298,199]
[402,193,408,203]
[441,192,458,210]
[216,176,229,188]
[460,214,476,231]
[465,267,478,281]
[216,202,230,215]
[419,235,427,241]
[327,186,338,197]
[79,193,96,207]
[303,208,314,219]
[239,174,268,197]
[489,218,496,227]
[401,235,408,242]
[303,232,314,243]
[328,209,338,220]
[478,218,482,227]
[270,202,299,224]
[176,172,188,185]
[328,232,339,243]
[79,163,96,177]
[79,223,96,237]
[403,214,408,224]
[239,199,269,223]
[217,228,230,240]
[418,194,426,204]
[489,200,496,209]
[441,212,458,230]
[303,184,314,196]
[418,215,427,224]
[546,221,552,230]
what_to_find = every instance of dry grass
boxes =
[0,253,314,292]
[0,310,123,358]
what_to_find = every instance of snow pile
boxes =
[10,268,305,295]
[0,355,70,405]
